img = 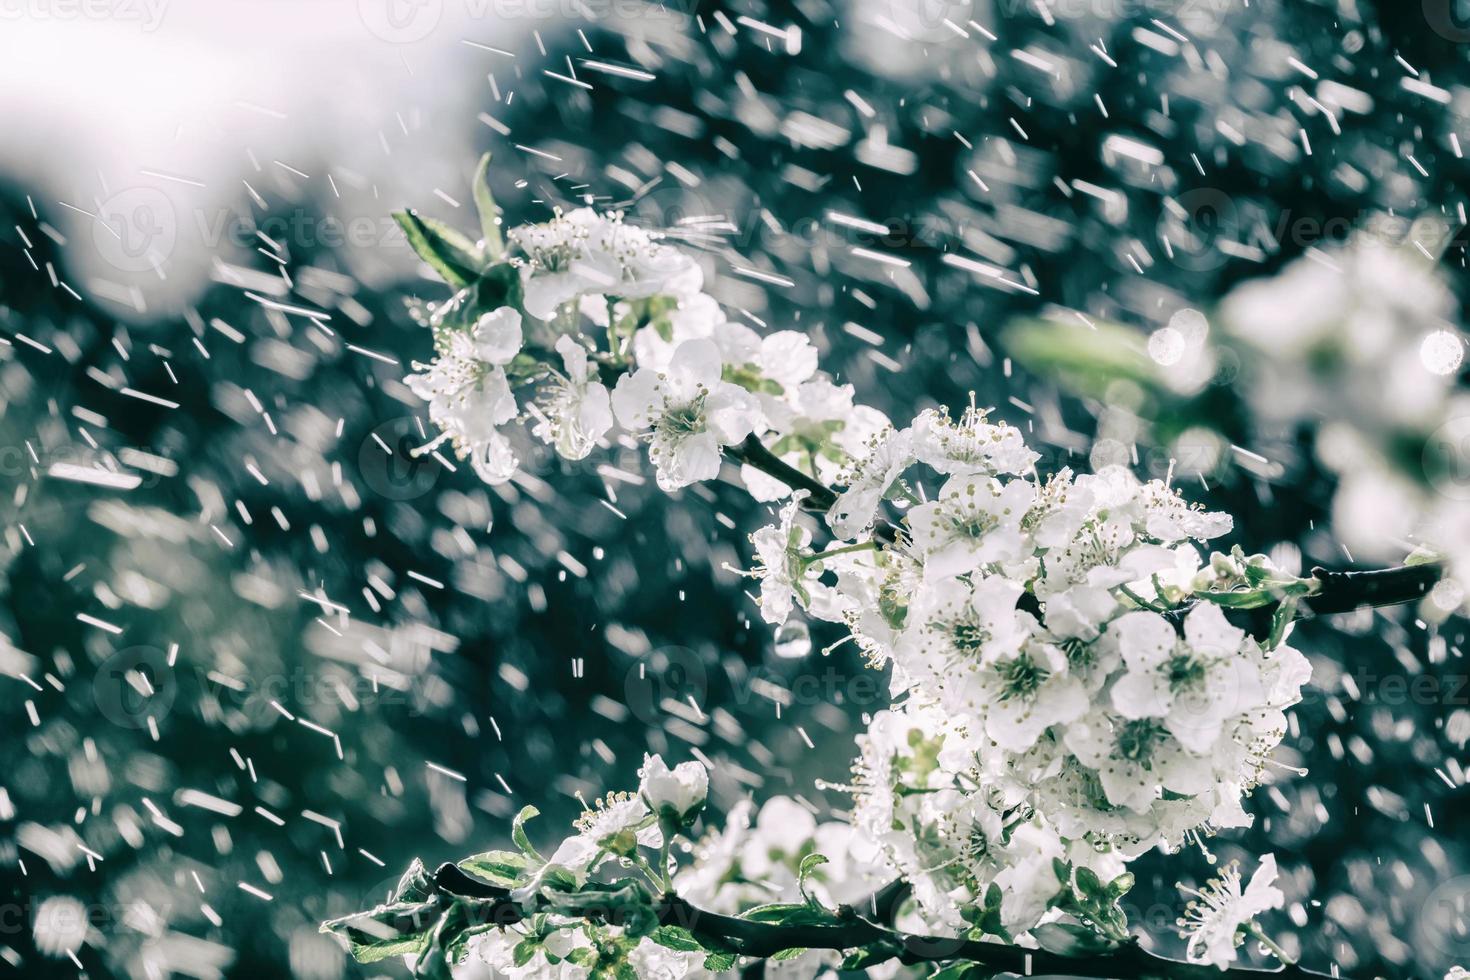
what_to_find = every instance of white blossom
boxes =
[638,754,709,824]
[612,338,762,490]
[907,475,1036,579]
[1177,855,1286,969]
[747,491,816,625]
[511,208,703,321]
[406,307,524,484]
[533,335,614,460]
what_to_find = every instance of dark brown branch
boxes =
[1302,562,1443,615]
[432,864,1335,980]
[725,435,837,511]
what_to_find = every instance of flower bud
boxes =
[638,754,708,827]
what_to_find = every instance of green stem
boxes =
[1247,923,1297,966]
[806,540,878,564]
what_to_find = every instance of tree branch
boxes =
[723,435,895,547]
[721,436,1447,620]
[431,864,1335,980]
[1302,562,1443,615]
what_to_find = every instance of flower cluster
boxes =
[448,759,895,980]
[380,201,1320,974]
[404,206,885,496]
[800,445,1313,937]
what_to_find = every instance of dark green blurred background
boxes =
[2,0,1469,976]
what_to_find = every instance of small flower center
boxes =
[1116,719,1167,764]
[658,394,708,438]
[951,509,999,540]
[1166,653,1207,691]
[995,652,1050,700]
[944,617,991,654]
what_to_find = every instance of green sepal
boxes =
[473,152,505,261]
[395,209,482,288]
[511,805,545,863]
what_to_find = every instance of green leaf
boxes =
[649,925,704,952]
[796,852,829,904]
[1002,317,1162,399]
[1405,545,1445,566]
[511,805,545,863]
[1105,872,1135,899]
[1074,866,1103,898]
[473,152,505,261]
[412,901,473,980]
[1195,589,1275,609]
[930,963,991,979]
[458,849,528,888]
[1031,922,1120,956]
[703,950,738,971]
[797,852,828,883]
[840,942,902,970]
[434,263,524,335]
[1267,597,1298,650]
[393,858,436,904]
[395,210,481,288]
[739,902,839,926]
[320,898,439,964]
[771,947,808,960]
[512,937,539,967]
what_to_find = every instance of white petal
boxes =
[1111,611,1176,668]
[611,368,664,430]
[1183,602,1245,656]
